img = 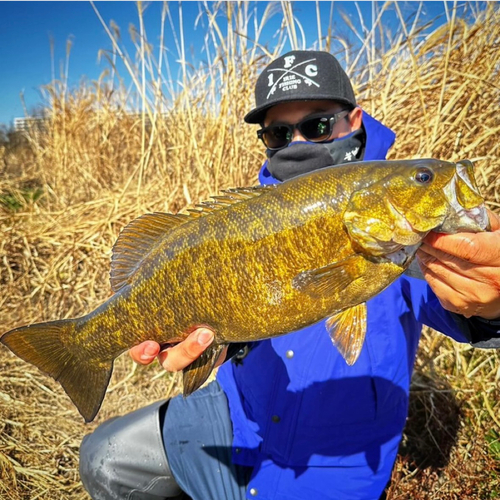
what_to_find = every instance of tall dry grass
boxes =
[0,2,499,498]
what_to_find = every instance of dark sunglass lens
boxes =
[264,125,292,149]
[301,117,331,141]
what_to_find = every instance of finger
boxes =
[417,250,462,291]
[129,341,161,365]
[418,261,476,316]
[418,245,479,279]
[419,247,500,318]
[418,250,500,316]
[417,246,491,289]
[158,327,214,372]
[487,208,500,231]
[418,242,497,287]
[423,230,500,266]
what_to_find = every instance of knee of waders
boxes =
[79,400,183,499]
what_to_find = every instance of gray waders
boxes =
[79,381,252,500]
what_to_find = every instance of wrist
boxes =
[474,315,500,326]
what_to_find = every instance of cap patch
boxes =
[266,57,320,99]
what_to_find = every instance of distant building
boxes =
[14,116,49,134]
[13,111,158,135]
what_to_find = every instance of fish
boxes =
[1,159,490,422]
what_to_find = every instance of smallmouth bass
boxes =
[1,159,489,422]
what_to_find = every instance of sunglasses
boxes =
[257,109,351,151]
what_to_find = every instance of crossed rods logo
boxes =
[266,55,319,99]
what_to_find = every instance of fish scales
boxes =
[1,159,490,421]
[92,172,349,347]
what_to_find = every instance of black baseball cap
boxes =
[244,50,356,124]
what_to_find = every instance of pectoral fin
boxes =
[292,255,366,298]
[182,344,226,396]
[326,303,367,365]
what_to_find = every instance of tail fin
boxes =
[1,320,113,422]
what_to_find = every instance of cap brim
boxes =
[244,103,276,124]
[244,95,356,124]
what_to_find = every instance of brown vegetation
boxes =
[1,2,499,498]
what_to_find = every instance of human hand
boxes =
[417,209,500,319]
[129,327,227,372]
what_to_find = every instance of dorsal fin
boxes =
[210,185,276,205]
[110,185,276,292]
[221,185,276,199]
[110,212,189,292]
[186,185,275,216]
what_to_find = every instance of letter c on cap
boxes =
[305,64,318,77]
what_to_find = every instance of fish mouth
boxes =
[437,160,490,233]
[436,206,490,233]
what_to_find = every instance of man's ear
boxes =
[349,107,363,131]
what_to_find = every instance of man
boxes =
[80,50,500,500]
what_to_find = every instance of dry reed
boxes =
[1,2,499,498]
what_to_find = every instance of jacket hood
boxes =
[258,110,396,186]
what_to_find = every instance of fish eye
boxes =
[414,168,434,184]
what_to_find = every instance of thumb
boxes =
[158,327,215,372]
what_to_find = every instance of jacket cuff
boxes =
[224,343,249,363]
[451,313,500,348]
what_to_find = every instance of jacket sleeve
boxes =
[401,275,500,348]
[449,314,500,348]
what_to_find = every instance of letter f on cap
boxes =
[284,55,296,68]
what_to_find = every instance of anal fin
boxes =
[182,344,226,396]
[326,303,367,365]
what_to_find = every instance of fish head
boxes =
[343,159,489,257]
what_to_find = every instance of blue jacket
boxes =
[217,112,496,500]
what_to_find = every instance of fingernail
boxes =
[141,344,158,359]
[197,330,214,346]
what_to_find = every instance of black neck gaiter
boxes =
[266,127,366,181]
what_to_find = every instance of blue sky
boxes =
[0,1,474,127]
